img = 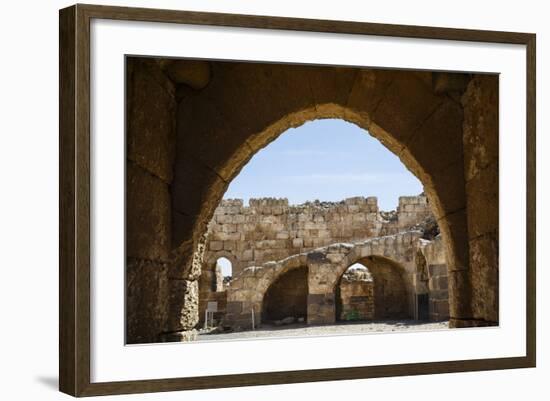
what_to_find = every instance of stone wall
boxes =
[221,230,447,330]
[205,195,432,277]
[262,266,308,322]
[360,256,411,319]
[200,195,436,328]
[168,60,474,331]
[124,58,500,341]
[461,75,499,326]
[126,58,176,344]
[397,196,433,229]
[337,268,374,321]
[419,236,450,321]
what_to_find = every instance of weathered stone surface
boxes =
[469,233,499,323]
[204,196,432,278]
[126,162,171,261]
[217,230,435,329]
[170,64,471,319]
[462,75,499,181]
[438,209,470,272]
[347,69,394,116]
[263,266,308,322]
[405,99,464,174]
[126,258,169,344]
[159,59,211,89]
[167,279,199,332]
[432,72,470,95]
[372,72,445,147]
[447,269,472,319]
[306,65,358,107]
[465,161,498,238]
[462,74,499,324]
[126,57,501,340]
[337,268,374,321]
[127,58,176,183]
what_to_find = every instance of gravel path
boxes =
[196,320,449,342]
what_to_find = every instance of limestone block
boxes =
[225,301,243,314]
[366,213,377,222]
[209,231,227,241]
[223,241,236,251]
[353,213,366,222]
[462,75,499,181]
[272,206,283,215]
[466,162,498,238]
[209,241,223,251]
[327,253,345,264]
[222,223,236,233]
[240,249,253,261]
[313,214,325,223]
[127,162,171,261]
[448,269,472,318]
[275,231,290,239]
[226,232,242,241]
[168,279,199,332]
[273,240,287,249]
[216,214,232,224]
[428,264,447,278]
[127,59,176,183]
[469,233,498,322]
[126,258,169,344]
[312,238,325,247]
[228,206,241,215]
[233,214,245,224]
[315,230,328,239]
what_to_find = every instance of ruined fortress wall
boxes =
[422,236,450,321]
[199,195,434,326]
[338,277,375,321]
[204,195,432,278]
[397,196,433,229]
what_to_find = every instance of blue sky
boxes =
[223,119,423,211]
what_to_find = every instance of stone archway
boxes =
[335,263,375,322]
[334,257,412,323]
[224,232,421,329]
[125,58,498,343]
[169,64,473,334]
[196,251,238,327]
[262,266,308,323]
[347,256,410,320]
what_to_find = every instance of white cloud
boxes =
[284,172,411,184]
[276,149,334,157]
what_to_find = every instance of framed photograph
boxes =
[59,3,536,397]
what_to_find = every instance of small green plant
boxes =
[344,309,361,321]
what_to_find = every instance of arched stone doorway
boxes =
[262,266,308,324]
[361,256,410,319]
[335,263,374,322]
[125,57,499,343]
[197,252,237,327]
[335,257,411,322]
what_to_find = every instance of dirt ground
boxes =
[196,320,449,342]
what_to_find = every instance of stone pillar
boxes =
[460,74,499,326]
[306,252,340,325]
[164,279,199,341]
[161,236,205,341]
[307,293,336,325]
[125,57,176,344]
